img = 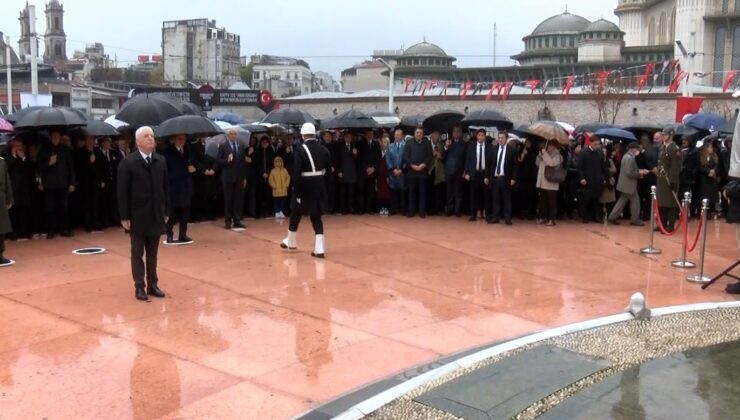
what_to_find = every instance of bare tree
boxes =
[701,100,737,120]
[585,72,628,124]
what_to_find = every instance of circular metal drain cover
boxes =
[72,247,106,255]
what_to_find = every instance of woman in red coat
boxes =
[376,135,392,215]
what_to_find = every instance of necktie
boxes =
[231,142,237,153]
[146,156,152,166]
[478,144,483,171]
[496,147,504,176]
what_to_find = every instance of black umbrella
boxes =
[574,122,618,134]
[156,115,224,138]
[239,123,269,134]
[624,122,663,134]
[461,109,513,130]
[117,94,184,128]
[423,110,464,133]
[510,123,530,138]
[4,106,49,124]
[663,123,699,137]
[398,114,426,133]
[321,109,378,130]
[593,128,638,142]
[80,120,119,137]
[262,108,317,126]
[14,106,88,128]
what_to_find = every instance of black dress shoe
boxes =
[406,214,415,218]
[178,236,193,243]
[147,285,166,298]
[311,252,325,259]
[233,223,246,229]
[166,236,175,244]
[468,216,476,222]
[224,222,232,230]
[505,220,512,226]
[135,288,149,301]
[488,219,500,224]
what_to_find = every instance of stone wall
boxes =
[279,94,739,127]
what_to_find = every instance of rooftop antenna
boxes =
[565,4,568,13]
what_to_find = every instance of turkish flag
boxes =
[675,96,704,123]
[723,70,738,93]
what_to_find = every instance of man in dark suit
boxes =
[403,127,433,218]
[577,138,609,223]
[442,126,466,217]
[164,134,195,244]
[0,153,13,266]
[337,131,358,214]
[190,137,218,221]
[37,130,76,238]
[355,129,381,214]
[487,131,518,225]
[321,130,339,214]
[76,135,107,232]
[118,126,169,301]
[98,137,120,228]
[464,129,492,221]
[216,129,247,230]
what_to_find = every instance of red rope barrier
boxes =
[653,199,683,236]
[685,212,704,253]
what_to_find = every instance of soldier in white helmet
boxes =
[280,123,332,258]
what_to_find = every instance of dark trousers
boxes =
[356,176,376,214]
[257,181,272,217]
[491,177,512,222]
[82,189,101,231]
[273,197,286,213]
[44,188,70,234]
[538,189,558,221]
[0,234,5,256]
[222,180,245,225]
[469,174,490,218]
[579,193,602,222]
[166,206,190,239]
[390,188,407,215]
[659,206,678,231]
[339,183,355,214]
[288,211,323,234]
[407,177,428,216]
[445,173,464,215]
[517,182,538,219]
[245,181,257,218]
[130,234,160,289]
[9,205,31,239]
[430,181,445,215]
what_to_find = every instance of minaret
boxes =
[43,0,67,68]
[675,0,719,88]
[614,0,645,47]
[17,2,33,62]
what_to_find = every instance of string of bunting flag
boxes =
[400,59,740,102]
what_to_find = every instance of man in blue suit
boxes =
[442,125,466,217]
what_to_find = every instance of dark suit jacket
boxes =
[577,147,608,197]
[337,141,358,184]
[37,144,75,190]
[356,139,381,180]
[443,138,467,175]
[464,142,492,181]
[164,144,194,208]
[117,152,169,237]
[487,144,519,184]
[216,141,247,184]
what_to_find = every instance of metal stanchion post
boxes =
[672,192,695,268]
[687,199,711,284]
[640,186,661,255]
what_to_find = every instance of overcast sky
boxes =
[1,0,619,78]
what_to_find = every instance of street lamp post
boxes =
[376,58,394,113]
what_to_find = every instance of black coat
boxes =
[98,148,120,193]
[164,144,194,208]
[5,153,34,207]
[337,141,358,184]
[464,142,493,181]
[725,178,740,224]
[577,147,608,197]
[356,139,381,180]
[37,144,75,190]
[75,148,107,193]
[403,138,434,179]
[190,141,219,196]
[255,146,275,182]
[117,152,169,237]
[216,141,247,183]
[292,140,331,216]
[487,144,519,184]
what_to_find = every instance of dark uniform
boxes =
[281,130,331,258]
[656,138,682,231]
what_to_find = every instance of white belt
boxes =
[302,170,325,177]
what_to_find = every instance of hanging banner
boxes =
[723,70,738,94]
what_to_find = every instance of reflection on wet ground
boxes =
[0,216,738,419]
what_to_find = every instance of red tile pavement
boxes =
[0,216,737,419]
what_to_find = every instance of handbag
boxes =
[544,164,567,183]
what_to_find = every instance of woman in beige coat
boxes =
[536,140,564,226]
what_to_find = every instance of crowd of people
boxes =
[0,123,734,245]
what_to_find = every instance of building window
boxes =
[723,0,729,13]
[545,38,550,47]
[54,17,59,30]
[715,27,727,86]
[732,26,740,71]
[736,0,740,13]
[254,71,260,80]
[538,38,542,48]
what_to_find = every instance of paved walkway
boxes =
[0,216,737,419]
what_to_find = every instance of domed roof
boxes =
[583,19,621,33]
[531,12,590,35]
[402,41,449,58]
